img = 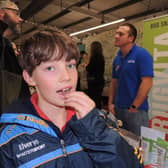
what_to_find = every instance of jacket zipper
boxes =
[60,139,67,157]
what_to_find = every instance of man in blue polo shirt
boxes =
[108,23,153,136]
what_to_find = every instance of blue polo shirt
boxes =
[112,44,154,111]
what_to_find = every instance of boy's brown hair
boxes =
[19,30,80,75]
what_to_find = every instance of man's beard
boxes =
[4,13,22,35]
[9,23,22,35]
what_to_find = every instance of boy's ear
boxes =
[22,70,36,86]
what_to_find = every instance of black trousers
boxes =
[87,84,104,109]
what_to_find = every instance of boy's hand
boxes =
[64,91,95,119]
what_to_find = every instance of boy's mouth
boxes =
[56,87,71,95]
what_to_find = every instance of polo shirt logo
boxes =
[115,65,120,71]
[128,60,135,63]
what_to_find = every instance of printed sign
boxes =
[143,15,168,134]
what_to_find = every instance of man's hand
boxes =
[108,103,116,115]
[64,91,95,119]
[128,106,138,113]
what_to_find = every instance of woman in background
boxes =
[86,41,105,109]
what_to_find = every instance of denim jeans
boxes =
[115,107,149,136]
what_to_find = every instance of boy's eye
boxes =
[46,66,55,71]
[67,63,76,69]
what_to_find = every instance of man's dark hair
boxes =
[120,23,137,42]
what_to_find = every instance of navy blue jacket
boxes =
[0,99,143,168]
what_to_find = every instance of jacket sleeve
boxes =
[70,108,144,168]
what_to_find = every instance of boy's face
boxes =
[23,58,78,108]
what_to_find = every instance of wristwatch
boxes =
[131,104,137,109]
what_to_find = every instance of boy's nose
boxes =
[60,69,70,81]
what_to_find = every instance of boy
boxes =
[0,30,143,167]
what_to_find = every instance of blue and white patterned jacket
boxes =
[0,99,143,168]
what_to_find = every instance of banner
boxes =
[143,15,168,135]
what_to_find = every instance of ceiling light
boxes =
[69,18,125,36]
